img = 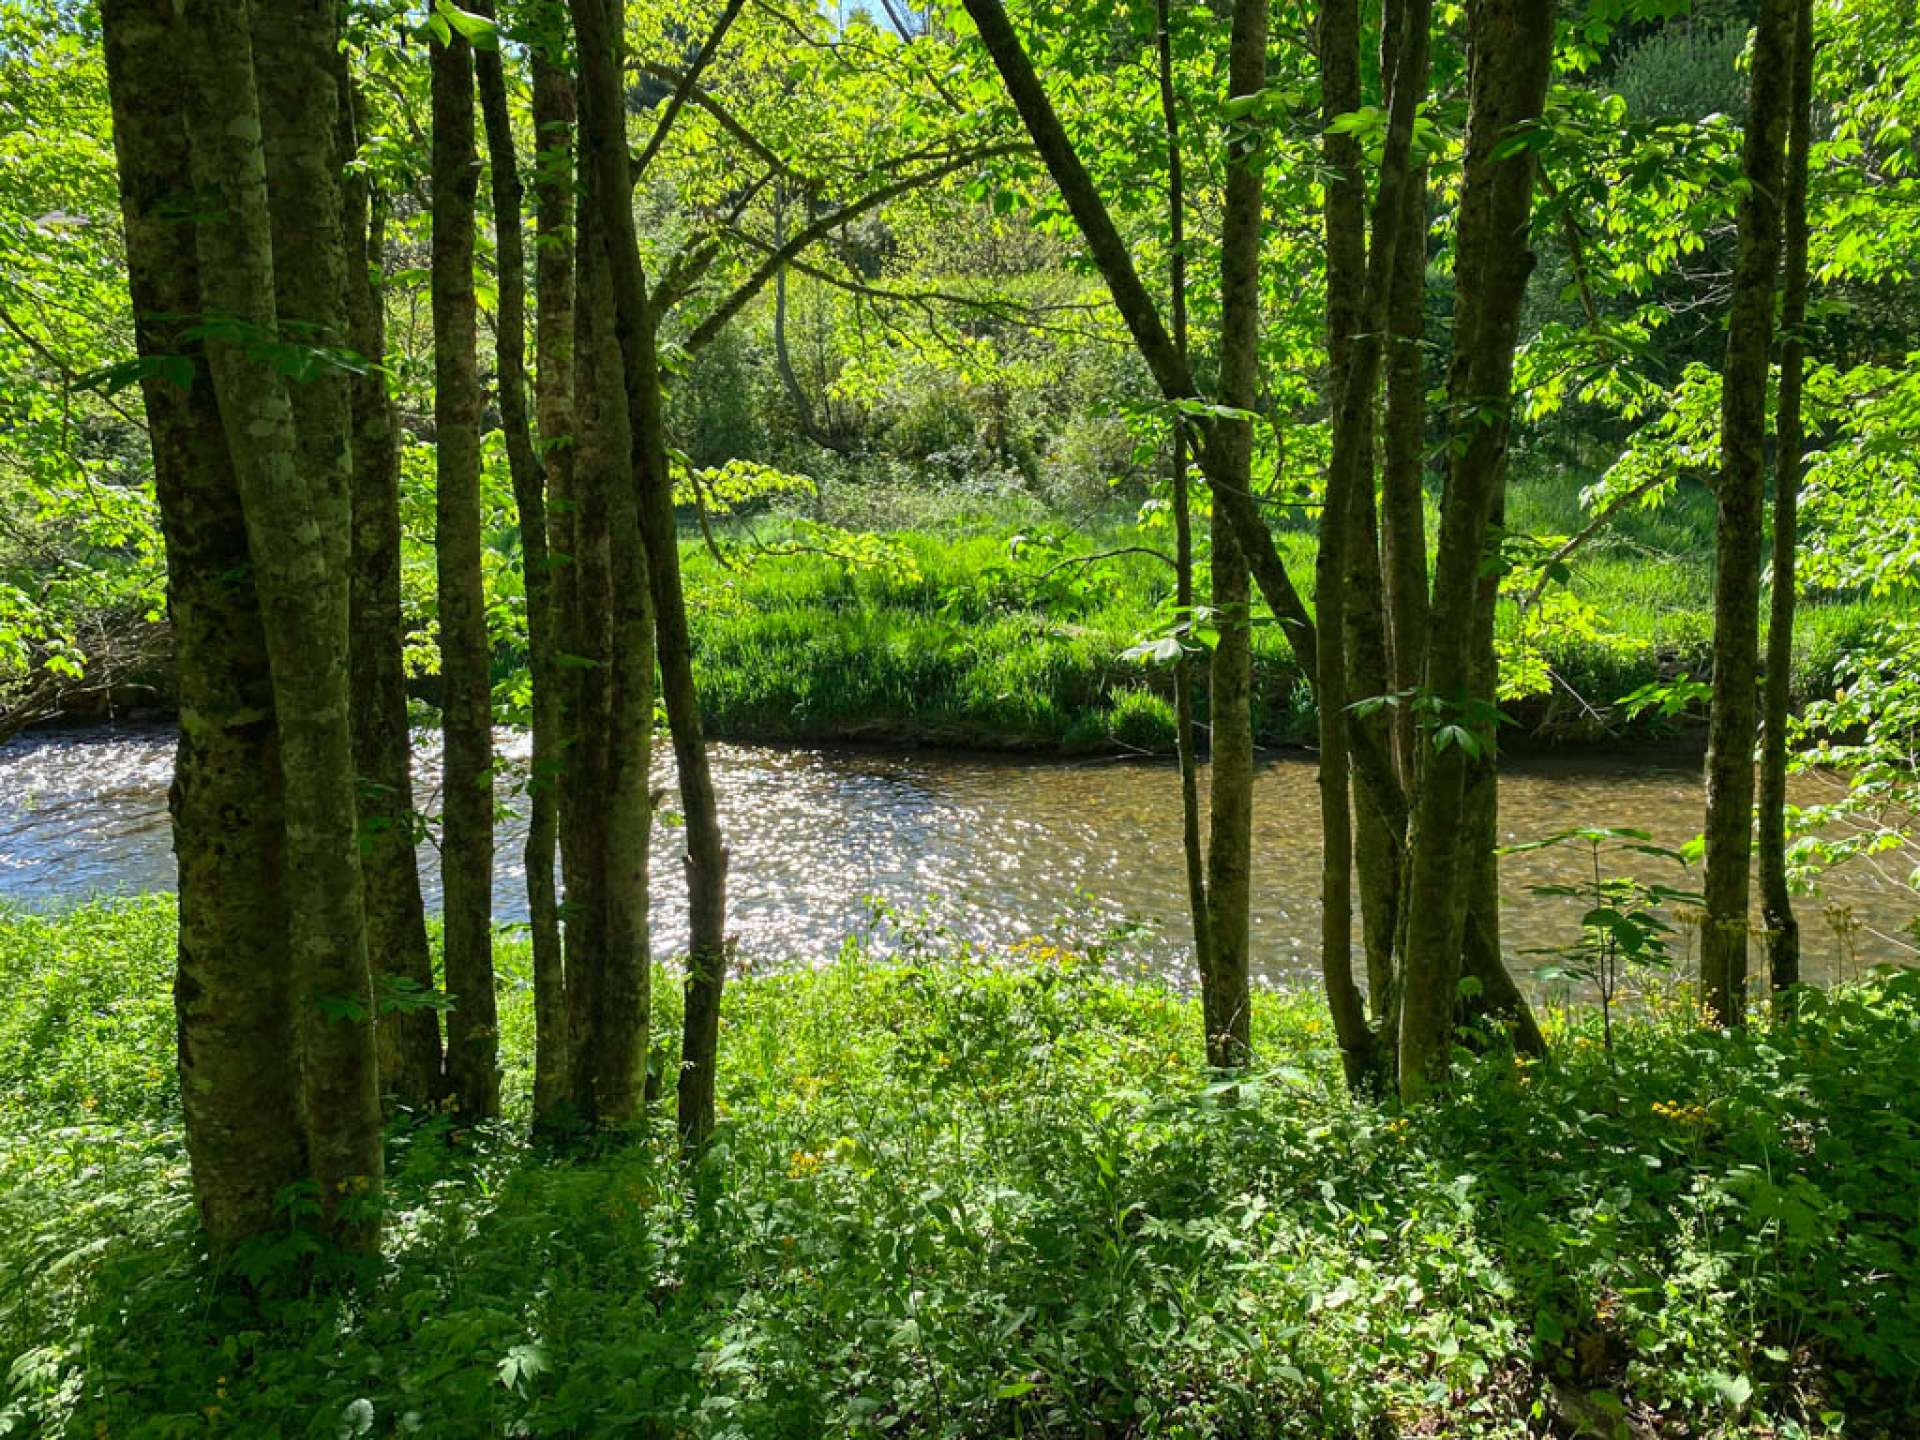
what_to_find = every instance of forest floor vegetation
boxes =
[4,898,1918,1437]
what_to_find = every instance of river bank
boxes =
[3,897,1917,1437]
[12,492,1904,757]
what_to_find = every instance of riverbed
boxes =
[0,726,1910,986]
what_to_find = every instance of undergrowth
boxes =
[3,897,1918,1437]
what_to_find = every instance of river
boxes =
[0,726,1911,987]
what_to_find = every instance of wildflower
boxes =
[789,1149,823,1176]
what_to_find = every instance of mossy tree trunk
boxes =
[475,0,570,1121]
[1317,0,1428,1085]
[565,181,655,1128]
[530,40,578,1124]
[337,59,440,1113]
[1396,0,1553,1102]
[569,0,729,1147]
[1703,0,1795,1030]
[558,182,615,1125]
[1155,0,1211,989]
[171,0,382,1243]
[1760,0,1814,1012]
[101,0,302,1246]
[1194,0,1272,1072]
[431,20,499,1118]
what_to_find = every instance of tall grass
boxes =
[678,476,1902,751]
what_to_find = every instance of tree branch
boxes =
[679,141,1029,351]
[635,60,812,186]
[956,0,1321,678]
[632,0,747,186]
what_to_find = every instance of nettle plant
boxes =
[1506,826,1702,1058]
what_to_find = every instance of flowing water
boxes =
[1,726,1911,987]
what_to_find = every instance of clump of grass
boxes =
[5,900,1919,1437]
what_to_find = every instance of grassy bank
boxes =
[5,898,1919,1437]
[680,476,1898,753]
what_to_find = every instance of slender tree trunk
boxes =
[1157,0,1211,987]
[1397,0,1553,1101]
[1316,0,1368,1084]
[1194,0,1272,1072]
[570,0,731,1149]
[101,0,301,1245]
[1205,519,1254,1068]
[432,20,500,1118]
[1761,0,1813,1012]
[1380,36,1430,793]
[569,189,655,1126]
[1460,489,1546,1054]
[1703,0,1795,1030]
[532,47,578,1123]
[181,0,381,1243]
[475,2,569,1120]
[563,198,615,1117]
[1317,0,1428,1084]
[338,61,440,1112]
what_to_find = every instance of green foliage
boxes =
[6,902,1920,1435]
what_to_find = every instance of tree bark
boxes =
[475,1,569,1121]
[179,0,381,1242]
[338,61,441,1113]
[569,0,730,1149]
[1761,0,1813,1012]
[1703,0,1795,1030]
[568,183,656,1127]
[1317,0,1429,1085]
[1193,0,1271,1071]
[561,194,615,1122]
[532,45,578,1124]
[1396,0,1553,1102]
[431,20,500,1118]
[1156,0,1211,990]
[101,0,302,1245]
[1380,30,1430,792]
[1205,516,1254,1068]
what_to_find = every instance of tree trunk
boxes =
[1703,0,1795,1030]
[1460,490,1546,1055]
[101,0,302,1245]
[532,47,578,1124]
[1317,0,1428,1084]
[475,1,569,1120]
[1157,0,1210,987]
[569,0,731,1149]
[1761,0,1813,1012]
[180,0,381,1243]
[1380,43,1430,793]
[1205,517,1254,1068]
[1194,0,1272,1072]
[1396,0,1553,1102]
[562,198,615,1119]
[338,61,441,1113]
[568,183,655,1127]
[431,20,500,1118]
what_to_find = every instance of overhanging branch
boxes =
[679,141,1029,352]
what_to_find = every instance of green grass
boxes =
[678,476,1909,752]
[6,899,1920,1436]
[682,509,1316,751]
